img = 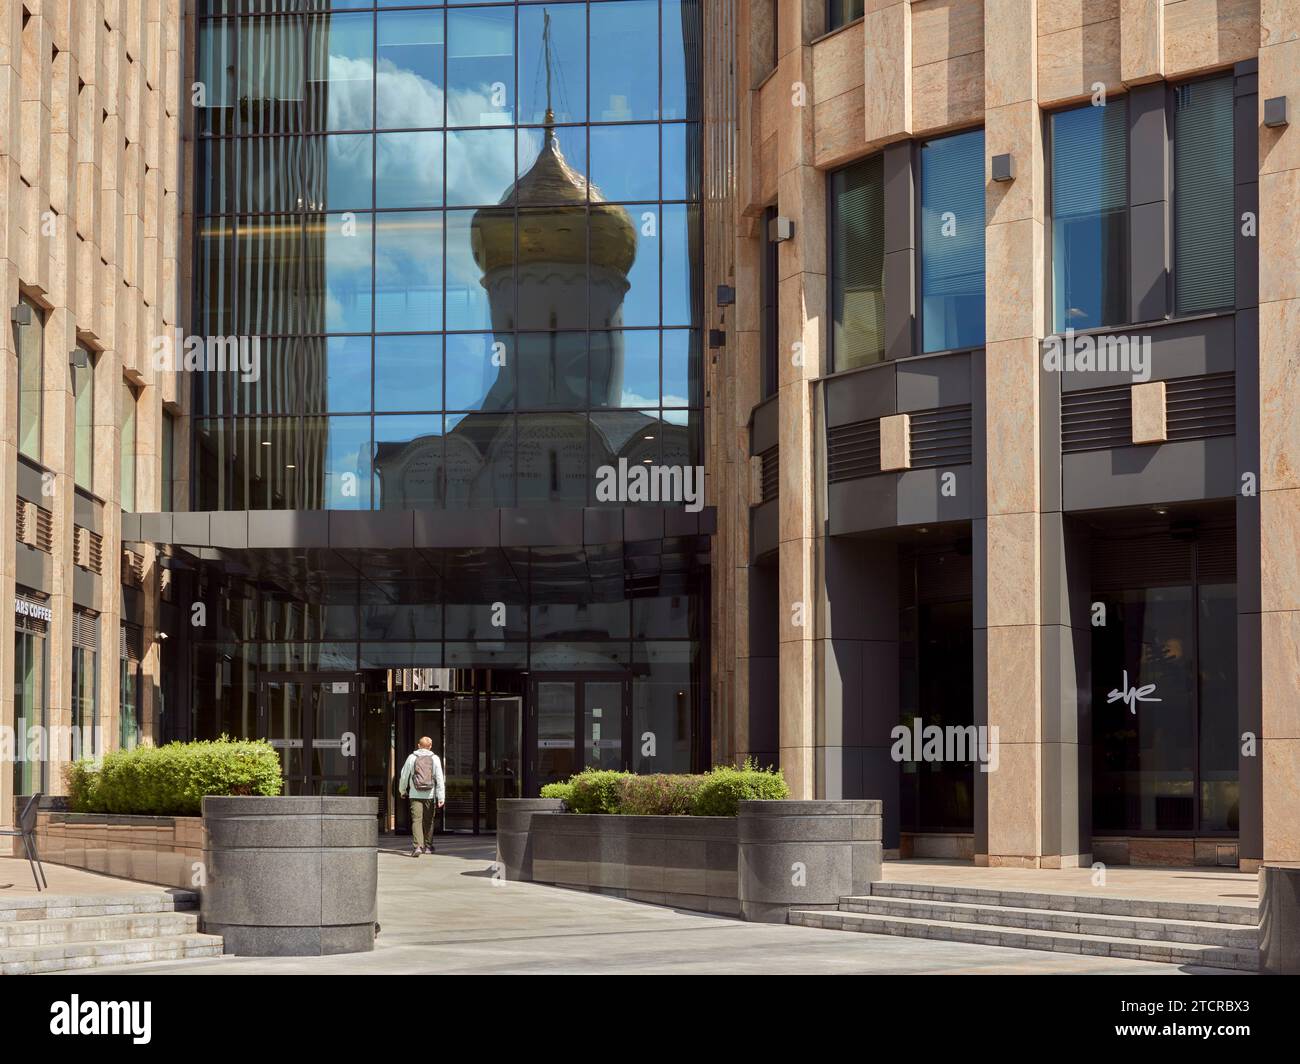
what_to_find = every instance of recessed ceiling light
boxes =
[285,464,296,469]
[261,440,271,446]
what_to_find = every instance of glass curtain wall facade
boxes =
[188,0,707,794]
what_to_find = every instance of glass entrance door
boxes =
[259,673,360,796]
[530,674,630,792]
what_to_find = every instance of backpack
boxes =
[412,751,436,791]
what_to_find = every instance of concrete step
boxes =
[0,891,198,923]
[790,908,1259,971]
[1,933,223,975]
[0,911,200,949]
[838,895,1258,948]
[871,881,1258,926]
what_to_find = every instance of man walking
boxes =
[398,736,445,857]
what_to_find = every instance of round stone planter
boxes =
[1260,866,1300,974]
[201,796,378,956]
[737,800,882,923]
[496,798,564,881]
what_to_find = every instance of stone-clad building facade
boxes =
[704,0,1299,870]
[1,0,185,825]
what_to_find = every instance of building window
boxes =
[120,381,137,511]
[1174,76,1235,315]
[162,410,175,512]
[828,1,865,32]
[919,128,985,353]
[72,609,99,759]
[830,153,885,371]
[120,624,143,751]
[73,347,95,491]
[13,595,49,796]
[760,205,779,398]
[16,295,44,462]
[1050,98,1129,333]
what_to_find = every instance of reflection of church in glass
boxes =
[373,54,678,510]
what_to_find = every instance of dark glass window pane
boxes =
[375,334,441,412]
[376,131,442,208]
[1051,99,1129,331]
[661,122,700,201]
[828,0,866,32]
[589,410,659,505]
[198,138,238,214]
[319,134,373,211]
[377,9,444,130]
[375,210,442,332]
[196,417,302,510]
[518,332,587,410]
[307,13,374,132]
[374,414,444,508]
[444,412,515,507]
[201,337,297,416]
[447,209,504,331]
[448,7,515,128]
[239,15,305,135]
[531,601,630,640]
[197,220,235,337]
[831,154,885,370]
[590,0,658,122]
[519,2,586,125]
[660,408,699,467]
[446,333,514,411]
[447,128,516,206]
[591,329,659,408]
[1175,77,1235,314]
[516,413,589,505]
[197,20,237,135]
[662,202,698,326]
[920,128,985,353]
[662,0,701,121]
[1091,586,1196,833]
[245,136,308,213]
[590,124,659,201]
[518,206,586,330]
[1198,582,1239,832]
[237,215,306,335]
[615,203,659,327]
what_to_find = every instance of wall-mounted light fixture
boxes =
[708,329,726,350]
[11,303,32,326]
[1265,96,1288,128]
[767,215,794,243]
[69,348,89,369]
[716,284,736,307]
[991,153,1016,182]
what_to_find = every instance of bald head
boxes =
[417,736,433,750]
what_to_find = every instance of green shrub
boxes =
[539,781,574,805]
[64,737,283,816]
[565,769,632,814]
[617,773,705,816]
[691,759,789,817]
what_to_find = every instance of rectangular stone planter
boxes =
[27,805,204,889]
[497,798,882,922]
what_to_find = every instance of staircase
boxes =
[0,890,222,974]
[790,881,1260,971]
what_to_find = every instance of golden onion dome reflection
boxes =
[471,120,637,278]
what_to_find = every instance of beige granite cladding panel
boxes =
[1163,0,1260,78]
[879,413,911,471]
[864,2,913,144]
[1036,18,1123,107]
[1130,380,1167,444]
[1120,0,1164,83]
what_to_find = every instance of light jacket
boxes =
[399,749,445,803]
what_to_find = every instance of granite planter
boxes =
[496,797,565,881]
[497,797,881,922]
[737,800,882,922]
[201,796,378,957]
[1260,866,1300,974]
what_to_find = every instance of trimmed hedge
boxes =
[64,737,283,816]
[542,760,788,817]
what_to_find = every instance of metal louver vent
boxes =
[910,405,973,469]
[1061,384,1132,453]
[16,498,29,545]
[121,548,143,587]
[758,446,779,502]
[88,530,103,573]
[34,504,53,553]
[827,420,881,483]
[73,609,99,650]
[120,623,144,662]
[1165,373,1235,441]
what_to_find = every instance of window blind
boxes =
[831,153,885,371]
[1175,76,1235,314]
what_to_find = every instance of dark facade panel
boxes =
[750,498,778,561]
[1062,437,1237,511]
[15,543,49,593]
[895,466,973,526]
[1058,313,1236,392]
[749,393,780,455]
[827,475,897,536]
[825,361,896,428]
[250,510,329,549]
[895,351,972,411]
